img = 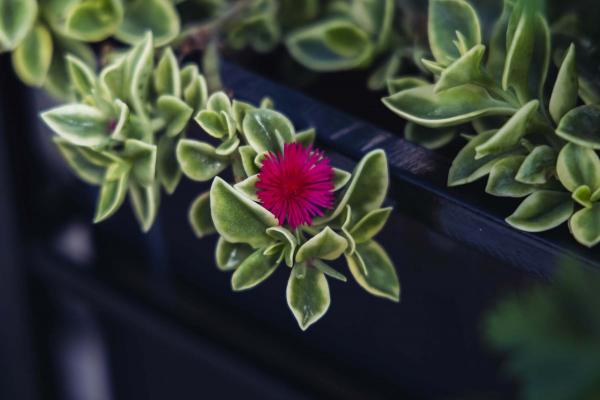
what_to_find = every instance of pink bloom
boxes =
[256,143,334,229]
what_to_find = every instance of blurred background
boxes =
[1,1,600,399]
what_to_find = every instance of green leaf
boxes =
[572,185,592,208]
[448,130,522,186]
[116,0,179,46]
[243,109,295,154]
[195,110,228,139]
[285,19,373,71]
[53,137,106,185]
[129,181,160,232]
[367,52,402,91]
[184,74,208,112]
[340,205,356,256]
[351,0,394,50]
[556,143,600,192]
[383,84,515,128]
[296,227,348,263]
[157,95,193,137]
[126,32,154,121]
[486,155,535,198]
[66,54,96,98]
[207,91,232,115]
[189,191,215,238]
[154,47,180,97]
[313,259,346,282]
[216,136,240,157]
[346,240,400,302]
[232,100,254,132]
[556,105,600,149]
[387,76,428,95]
[404,123,456,150]
[41,104,111,147]
[506,191,574,232]
[475,100,538,159]
[234,174,259,202]
[295,128,316,147]
[99,56,126,100]
[350,207,392,244]
[210,177,277,248]
[176,139,228,182]
[569,204,600,247]
[550,43,578,124]
[231,249,279,291]
[124,139,157,187]
[65,0,123,41]
[333,168,351,191]
[515,145,556,185]
[267,226,297,267]
[11,24,53,87]
[435,44,485,93]
[156,135,181,194]
[0,0,37,50]
[238,145,259,176]
[428,0,481,66]
[286,263,330,330]
[215,237,253,271]
[94,166,130,223]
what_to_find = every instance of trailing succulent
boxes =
[39,33,400,330]
[383,0,600,247]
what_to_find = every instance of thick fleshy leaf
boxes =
[216,136,240,157]
[475,100,538,159]
[116,0,179,46]
[232,100,254,132]
[367,52,402,91]
[314,259,346,282]
[506,191,574,232]
[126,32,154,121]
[332,168,351,191]
[0,0,37,50]
[129,181,159,232]
[286,263,330,330]
[404,123,456,150]
[234,175,259,202]
[99,56,126,100]
[189,191,215,238]
[351,0,393,49]
[572,185,592,208]
[428,0,481,66]
[350,207,392,244]
[515,145,556,185]
[53,137,106,185]
[295,128,316,147]
[486,155,535,198]
[340,205,356,256]
[383,84,515,128]
[238,145,259,176]
[387,76,428,95]
[556,143,600,192]
[124,139,157,187]
[11,24,53,87]
[435,44,485,93]
[66,54,96,98]
[550,44,578,124]
[502,9,535,103]
[195,110,227,139]
[183,74,208,112]
[41,104,111,147]
[569,204,600,247]
[156,135,181,194]
[448,130,523,186]
[153,47,180,97]
[207,91,232,115]
[231,249,279,291]
[65,0,123,41]
[176,139,228,182]
[215,237,253,272]
[296,227,348,263]
[556,105,600,149]
[285,19,373,71]
[243,109,295,154]
[346,240,400,302]
[210,177,277,248]
[94,167,130,223]
[267,226,296,267]
[157,95,193,137]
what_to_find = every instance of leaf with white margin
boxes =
[41,104,111,148]
[550,43,578,124]
[506,191,574,232]
[569,204,600,248]
[66,54,96,98]
[295,227,347,263]
[116,0,179,46]
[176,140,228,182]
[486,155,535,198]
[287,262,330,330]
[231,249,279,291]
[94,166,130,223]
[129,181,160,232]
[11,24,53,87]
[515,145,556,185]
[156,135,181,194]
[215,237,253,271]
[153,47,180,97]
[0,0,37,50]
[123,139,157,187]
[346,240,400,302]
[188,191,215,238]
[556,105,600,149]
[234,175,259,202]
[210,177,277,248]
[157,95,193,137]
[350,207,393,244]
[383,84,515,128]
[556,143,600,192]
[243,109,295,154]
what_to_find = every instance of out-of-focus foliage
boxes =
[486,263,600,400]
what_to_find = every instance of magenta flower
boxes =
[256,143,335,229]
